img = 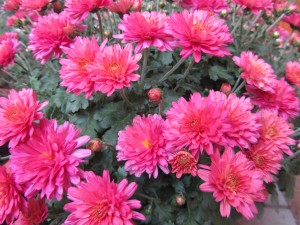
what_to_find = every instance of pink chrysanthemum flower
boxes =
[6,11,39,27]
[2,0,21,11]
[0,32,20,69]
[168,10,233,63]
[0,88,48,148]
[9,119,91,201]
[169,150,198,178]
[107,0,136,14]
[116,114,169,178]
[177,0,229,13]
[88,43,141,96]
[246,78,300,119]
[59,36,107,98]
[256,109,295,156]
[0,166,26,225]
[164,92,230,159]
[232,0,273,14]
[28,13,86,64]
[199,149,267,220]
[208,90,260,149]
[247,142,283,183]
[20,0,50,11]
[286,61,300,87]
[115,11,175,53]
[283,12,300,30]
[14,198,48,225]
[65,0,112,20]
[64,170,146,224]
[233,51,277,93]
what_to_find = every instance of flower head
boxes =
[286,61,300,87]
[233,51,277,93]
[246,78,299,119]
[0,32,20,69]
[283,12,300,30]
[0,88,48,148]
[115,11,175,53]
[65,0,112,20]
[164,92,230,159]
[169,150,198,178]
[177,0,229,14]
[199,149,266,219]
[88,43,141,96]
[0,166,26,225]
[20,0,50,11]
[14,198,48,225]
[59,36,106,98]
[2,0,21,11]
[168,10,233,63]
[107,0,136,14]
[117,114,169,178]
[232,0,273,14]
[9,119,91,201]
[64,170,146,224]
[28,13,86,64]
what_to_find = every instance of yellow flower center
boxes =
[142,139,152,148]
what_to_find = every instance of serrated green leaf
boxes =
[208,65,234,84]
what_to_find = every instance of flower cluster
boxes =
[0,32,20,69]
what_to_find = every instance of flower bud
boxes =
[284,7,292,16]
[131,0,142,11]
[88,138,103,152]
[148,88,163,103]
[146,4,153,11]
[53,1,63,13]
[104,30,113,38]
[220,9,228,19]
[220,83,231,95]
[176,194,186,206]
[272,31,280,39]
[273,38,281,46]
[159,1,166,8]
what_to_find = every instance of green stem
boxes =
[120,89,133,106]
[136,193,157,202]
[279,29,295,59]
[174,60,194,91]
[0,69,17,81]
[158,57,185,84]
[96,10,104,41]
[139,48,150,91]
[232,75,241,92]
[233,80,245,93]
[0,155,10,161]
[231,12,243,35]
[265,13,285,34]
[238,13,244,50]
[242,11,262,43]
[158,100,163,115]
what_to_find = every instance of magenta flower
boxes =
[64,170,146,224]
[169,150,198,178]
[232,0,273,14]
[9,119,91,201]
[283,12,300,30]
[0,32,20,69]
[20,0,50,11]
[2,0,21,11]
[177,0,229,13]
[285,61,300,87]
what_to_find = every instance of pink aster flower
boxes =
[20,0,50,11]
[199,149,267,220]
[0,88,48,148]
[168,10,233,63]
[177,0,229,13]
[59,36,107,98]
[64,170,146,224]
[0,166,26,225]
[169,150,198,178]
[9,119,91,201]
[0,32,20,69]
[107,0,136,14]
[232,0,273,14]
[283,12,300,30]
[65,0,112,20]
[286,61,300,87]
[88,43,141,96]
[208,90,260,149]
[14,198,48,225]
[6,11,39,27]
[28,13,86,64]
[115,11,176,53]
[116,114,169,178]
[164,92,230,159]
[233,51,277,93]
[2,0,21,11]
[246,142,283,183]
[246,78,299,119]
[256,109,295,156]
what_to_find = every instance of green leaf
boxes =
[208,65,235,84]
[153,201,173,222]
[159,51,173,66]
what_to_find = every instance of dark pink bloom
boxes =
[88,43,141,96]
[116,114,169,178]
[28,13,86,64]
[232,0,273,14]
[115,11,176,53]
[20,0,50,11]
[199,149,267,219]
[283,12,300,30]
[246,78,299,119]
[9,119,91,201]
[168,10,233,63]
[6,11,39,27]
[0,166,26,225]
[64,170,146,224]
[2,0,21,11]
[164,92,230,159]
[65,0,112,20]
[107,0,136,14]
[169,150,197,178]
[286,61,300,87]
[0,88,48,148]
[59,36,106,98]
[14,198,48,225]
[177,0,229,13]
[0,32,20,69]
[233,51,277,93]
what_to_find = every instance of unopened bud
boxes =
[272,31,280,39]
[273,38,281,46]
[148,88,163,103]
[53,1,63,13]
[284,7,292,16]
[176,194,186,206]
[159,1,166,8]
[220,9,228,19]
[220,83,231,95]
[146,4,153,11]
[104,30,112,38]
[88,138,103,152]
